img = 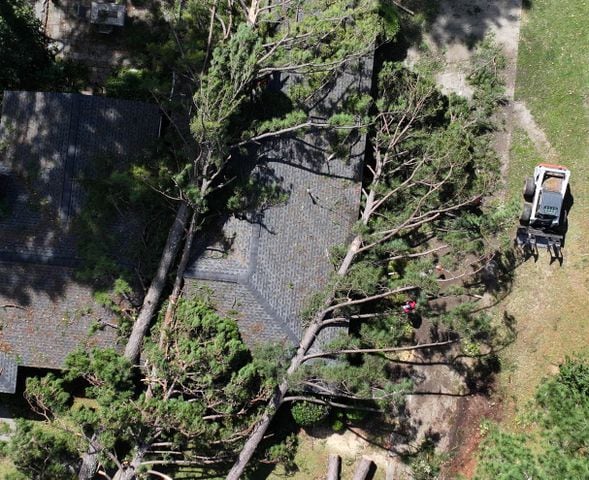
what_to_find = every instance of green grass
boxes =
[0,458,18,478]
[495,0,589,428]
[505,128,540,201]
[516,0,589,166]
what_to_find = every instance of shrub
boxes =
[291,401,330,427]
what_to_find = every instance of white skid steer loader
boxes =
[516,163,570,256]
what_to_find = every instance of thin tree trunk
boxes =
[115,213,198,480]
[112,446,148,480]
[327,454,341,480]
[226,224,365,479]
[226,319,324,480]
[161,211,197,347]
[124,202,191,363]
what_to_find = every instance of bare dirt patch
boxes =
[442,394,503,479]
[512,101,558,161]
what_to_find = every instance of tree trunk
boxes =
[225,319,324,480]
[386,460,394,480]
[327,454,341,480]
[124,201,191,363]
[226,225,365,479]
[337,235,361,276]
[112,446,148,480]
[352,457,374,480]
[77,434,101,480]
[161,211,197,346]
[78,435,99,480]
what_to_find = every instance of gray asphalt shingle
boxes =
[184,55,374,347]
[0,91,160,379]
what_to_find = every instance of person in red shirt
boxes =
[402,300,416,314]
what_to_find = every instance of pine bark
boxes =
[124,201,191,363]
[226,225,364,479]
[77,436,99,480]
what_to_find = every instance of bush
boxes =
[104,68,153,101]
[291,401,330,427]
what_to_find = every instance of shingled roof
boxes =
[0,91,160,389]
[184,55,374,347]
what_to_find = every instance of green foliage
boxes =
[228,0,395,143]
[6,420,79,480]
[291,402,330,427]
[226,173,289,214]
[74,152,172,290]
[0,0,54,91]
[24,375,71,417]
[145,298,251,391]
[289,38,507,427]
[378,0,401,40]
[9,297,281,477]
[467,34,507,117]
[249,342,293,393]
[295,350,413,412]
[476,355,589,479]
[264,434,298,472]
[0,0,87,94]
[300,286,333,325]
[410,454,442,480]
[104,68,154,101]
[328,408,368,432]
[190,24,264,148]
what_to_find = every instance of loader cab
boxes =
[535,190,562,228]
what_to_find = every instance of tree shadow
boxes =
[0,90,160,367]
[401,0,528,51]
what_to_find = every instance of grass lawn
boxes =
[496,0,589,427]
[0,459,17,478]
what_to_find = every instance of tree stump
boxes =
[352,456,374,480]
[327,454,341,480]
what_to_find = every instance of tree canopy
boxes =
[1,2,519,479]
[8,297,280,479]
[0,0,84,93]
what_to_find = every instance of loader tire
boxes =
[520,202,532,225]
[523,176,535,201]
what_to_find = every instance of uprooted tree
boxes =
[5,5,518,480]
[8,1,398,479]
[124,0,395,364]
[226,41,513,479]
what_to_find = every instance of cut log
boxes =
[386,460,394,480]
[352,456,374,480]
[327,454,341,480]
